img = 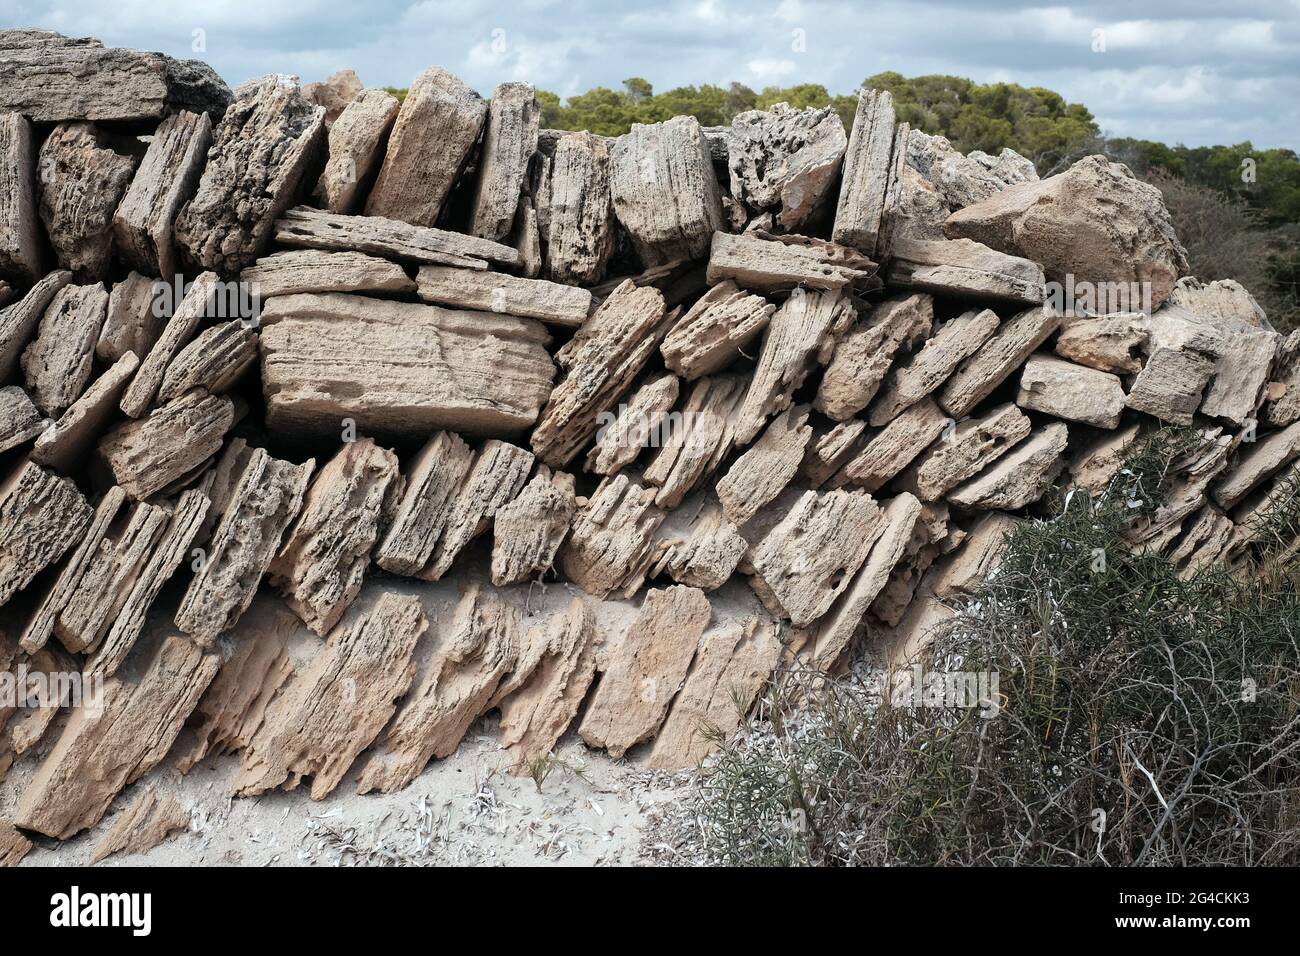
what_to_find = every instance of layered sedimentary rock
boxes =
[119,270,218,417]
[831,397,949,491]
[585,373,680,476]
[313,90,399,214]
[706,230,877,294]
[237,593,428,800]
[815,293,933,421]
[33,350,139,472]
[579,585,711,757]
[734,288,854,444]
[89,787,190,864]
[268,439,401,635]
[491,467,576,586]
[174,76,326,274]
[275,205,519,269]
[1016,353,1126,429]
[716,404,812,526]
[356,587,512,793]
[868,307,999,425]
[174,448,314,644]
[0,29,230,123]
[36,122,138,280]
[804,492,922,670]
[242,249,414,298]
[559,473,666,598]
[98,271,164,363]
[660,280,774,380]
[610,117,724,266]
[1,46,1292,837]
[468,83,540,242]
[897,402,1031,501]
[939,305,1059,418]
[14,633,219,839]
[945,155,1189,310]
[744,488,882,627]
[96,390,235,499]
[832,88,899,256]
[1126,347,1216,425]
[948,422,1069,510]
[365,67,485,227]
[259,292,555,441]
[156,320,257,403]
[113,110,212,278]
[0,270,72,380]
[415,265,591,326]
[540,131,615,285]
[0,112,43,280]
[0,385,44,453]
[532,280,667,466]
[0,461,91,608]
[888,237,1045,304]
[643,374,747,508]
[22,281,107,417]
[374,430,474,576]
[498,598,600,771]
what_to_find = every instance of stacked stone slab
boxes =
[0,34,1295,858]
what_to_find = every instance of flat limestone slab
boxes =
[887,237,1045,305]
[274,205,519,270]
[706,231,877,294]
[0,30,231,123]
[415,265,591,327]
[259,292,555,442]
[242,249,415,299]
[948,422,1069,511]
[1016,352,1126,429]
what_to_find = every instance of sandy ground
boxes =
[16,725,685,867]
[1,550,754,867]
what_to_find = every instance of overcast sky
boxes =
[3,0,1297,150]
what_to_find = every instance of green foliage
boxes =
[1150,171,1300,332]
[692,429,1300,867]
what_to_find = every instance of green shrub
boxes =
[692,429,1300,866]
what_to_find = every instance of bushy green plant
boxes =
[692,429,1300,866]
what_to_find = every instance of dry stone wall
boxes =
[1,30,1297,860]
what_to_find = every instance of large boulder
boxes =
[944,155,1189,310]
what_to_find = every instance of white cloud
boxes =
[3,0,1295,148]
[747,57,797,81]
